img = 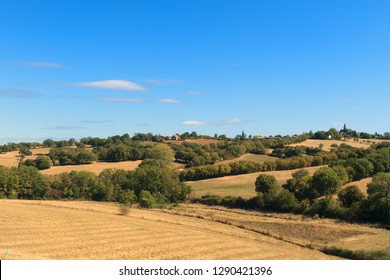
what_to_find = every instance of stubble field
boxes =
[0,200,339,260]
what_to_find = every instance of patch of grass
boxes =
[118,204,131,216]
[322,246,390,260]
[205,211,215,218]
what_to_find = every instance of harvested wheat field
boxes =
[30,147,52,155]
[162,204,390,255]
[187,166,322,198]
[342,178,372,194]
[289,139,374,151]
[40,160,142,175]
[0,151,20,167]
[0,199,337,260]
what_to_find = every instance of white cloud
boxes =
[144,79,179,85]
[158,99,183,104]
[73,80,147,92]
[97,97,145,103]
[225,118,243,124]
[182,120,208,126]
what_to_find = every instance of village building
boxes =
[171,134,181,141]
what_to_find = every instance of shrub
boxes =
[118,204,131,216]
[117,189,137,206]
[34,156,52,170]
[138,190,157,208]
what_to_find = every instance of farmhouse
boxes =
[171,134,181,141]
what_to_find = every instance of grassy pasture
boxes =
[187,166,322,198]
[0,200,336,260]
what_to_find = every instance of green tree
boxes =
[17,166,49,199]
[365,172,390,223]
[283,169,313,200]
[75,150,97,164]
[145,144,175,168]
[117,189,137,206]
[338,185,365,208]
[331,165,350,185]
[138,190,157,208]
[311,167,342,197]
[255,174,277,194]
[350,158,374,181]
[0,166,19,198]
[34,156,52,170]
[272,189,300,212]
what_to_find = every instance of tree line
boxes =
[0,159,191,208]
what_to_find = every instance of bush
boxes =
[117,189,137,205]
[272,189,300,212]
[138,190,157,208]
[34,156,52,170]
[118,204,131,216]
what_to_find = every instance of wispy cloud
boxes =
[224,118,243,124]
[143,79,179,85]
[182,120,208,126]
[158,99,183,104]
[72,80,147,92]
[97,97,145,103]
[44,125,84,130]
[182,118,243,126]
[0,89,42,98]
[23,61,65,69]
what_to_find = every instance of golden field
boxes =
[40,160,142,175]
[0,151,20,167]
[187,166,322,198]
[1,200,388,260]
[0,149,141,175]
[288,138,390,151]
[0,200,340,260]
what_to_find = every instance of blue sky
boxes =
[0,0,389,143]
